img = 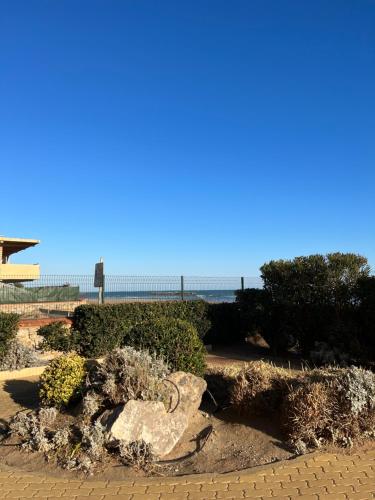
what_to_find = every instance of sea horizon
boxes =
[82,288,248,303]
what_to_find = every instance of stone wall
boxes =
[0,299,86,318]
[17,318,72,349]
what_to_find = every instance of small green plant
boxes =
[0,313,19,360]
[127,317,206,376]
[39,353,86,408]
[37,321,73,352]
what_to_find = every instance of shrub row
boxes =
[38,321,73,353]
[71,301,211,358]
[204,302,243,345]
[39,305,207,375]
[236,253,375,361]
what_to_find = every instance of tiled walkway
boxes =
[0,378,374,500]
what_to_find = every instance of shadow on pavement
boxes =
[3,379,39,410]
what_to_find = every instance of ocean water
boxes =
[82,289,238,303]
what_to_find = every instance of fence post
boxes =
[181,275,184,301]
[101,271,105,305]
[241,276,244,291]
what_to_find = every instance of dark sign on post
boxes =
[94,262,104,287]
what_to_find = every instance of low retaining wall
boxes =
[0,299,86,317]
[17,317,73,349]
[0,365,46,381]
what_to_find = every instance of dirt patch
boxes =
[159,406,293,476]
[207,342,305,370]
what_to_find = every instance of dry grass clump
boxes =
[282,380,336,452]
[229,361,375,453]
[230,361,295,415]
[283,366,375,451]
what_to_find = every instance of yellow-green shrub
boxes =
[39,353,86,408]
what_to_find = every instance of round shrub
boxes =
[39,353,86,408]
[72,301,211,358]
[0,340,38,371]
[37,321,73,352]
[0,313,19,360]
[127,317,206,376]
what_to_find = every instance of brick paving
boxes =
[0,378,374,499]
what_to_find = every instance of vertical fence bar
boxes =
[101,273,105,304]
[241,276,244,291]
[181,275,184,301]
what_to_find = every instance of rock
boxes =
[101,400,188,457]
[165,371,207,417]
[101,371,207,458]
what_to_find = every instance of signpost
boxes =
[94,258,104,304]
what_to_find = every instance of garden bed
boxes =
[1,356,374,479]
[0,395,293,478]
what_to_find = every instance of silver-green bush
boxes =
[0,341,38,371]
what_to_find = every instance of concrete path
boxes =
[0,378,374,500]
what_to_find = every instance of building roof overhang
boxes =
[0,237,40,259]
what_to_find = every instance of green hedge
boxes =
[235,288,278,346]
[205,302,243,345]
[0,312,19,359]
[128,317,206,376]
[355,276,375,361]
[236,253,374,360]
[258,253,370,356]
[72,301,211,357]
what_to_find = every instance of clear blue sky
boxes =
[1,1,374,275]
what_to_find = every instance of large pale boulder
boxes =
[102,400,188,457]
[101,371,207,457]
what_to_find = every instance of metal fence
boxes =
[0,274,263,318]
